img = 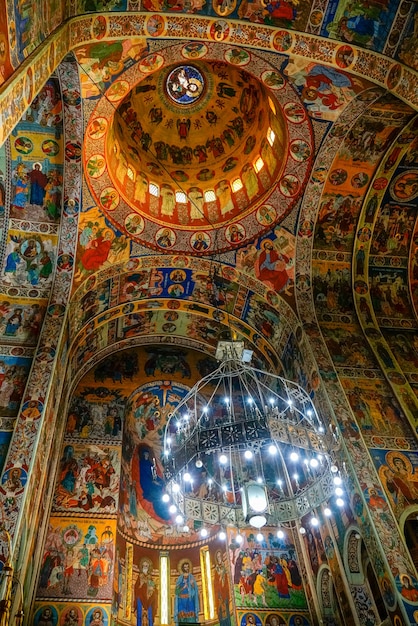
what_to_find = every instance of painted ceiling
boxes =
[0,2,418,621]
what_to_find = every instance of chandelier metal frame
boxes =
[163,342,341,530]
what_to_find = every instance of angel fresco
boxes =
[177,117,191,140]
[377,450,418,517]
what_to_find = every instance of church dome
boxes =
[84,44,313,254]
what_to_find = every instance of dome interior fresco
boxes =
[83,43,313,254]
[107,60,286,228]
[0,2,418,626]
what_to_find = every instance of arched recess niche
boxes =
[401,507,418,572]
[343,527,389,623]
[317,565,344,626]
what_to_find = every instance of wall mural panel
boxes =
[74,37,147,100]
[74,205,129,287]
[0,353,31,417]
[0,75,64,466]
[37,516,116,600]
[283,57,372,122]
[228,528,307,612]
[321,0,400,53]
[120,378,194,542]
[343,377,413,441]
[53,442,120,515]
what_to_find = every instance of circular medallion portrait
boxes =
[225,223,245,244]
[166,65,205,105]
[190,232,210,252]
[35,606,58,626]
[256,205,276,226]
[125,213,145,236]
[390,171,418,202]
[156,227,176,249]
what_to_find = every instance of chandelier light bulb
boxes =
[169,504,177,514]
[172,483,180,493]
[277,530,285,539]
[167,437,172,445]
[269,398,275,405]
[247,397,253,404]
[290,451,299,462]
[224,397,229,404]
[310,458,319,468]
[162,494,170,503]
[221,484,228,492]
[333,476,342,485]
[335,487,343,496]
[244,450,253,460]
[235,534,243,544]
[311,517,319,526]
[331,465,338,473]
[175,515,184,524]
[203,406,208,413]
[299,526,306,535]
[269,444,277,455]
[195,459,203,468]
[324,507,332,517]
[183,472,191,482]
[183,525,190,533]
[336,498,344,507]
[256,533,264,542]
[201,528,208,538]
[219,454,228,465]
[219,530,226,541]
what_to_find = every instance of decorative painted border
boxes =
[1,14,417,148]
